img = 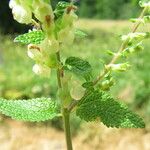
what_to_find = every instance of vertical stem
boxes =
[56,51,62,88]
[62,108,73,150]
[56,51,73,150]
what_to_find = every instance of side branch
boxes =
[93,7,148,85]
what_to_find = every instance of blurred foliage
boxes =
[79,0,140,19]
[0,0,141,34]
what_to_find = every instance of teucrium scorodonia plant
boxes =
[1,0,150,149]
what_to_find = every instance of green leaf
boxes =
[54,1,70,18]
[14,30,45,44]
[76,90,145,128]
[75,29,88,38]
[0,98,61,122]
[65,57,92,80]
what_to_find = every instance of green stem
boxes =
[56,52,62,88]
[62,108,73,150]
[56,51,73,150]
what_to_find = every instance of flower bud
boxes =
[122,43,144,56]
[99,76,115,91]
[100,80,111,91]
[106,63,131,72]
[32,64,51,77]
[9,0,32,24]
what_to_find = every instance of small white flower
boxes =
[9,0,18,8]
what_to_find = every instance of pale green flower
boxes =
[33,0,54,23]
[70,80,85,100]
[121,32,150,43]
[62,10,78,27]
[9,0,32,24]
[58,27,75,46]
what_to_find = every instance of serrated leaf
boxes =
[0,98,61,122]
[76,90,145,128]
[14,30,45,44]
[65,57,92,80]
[75,29,88,38]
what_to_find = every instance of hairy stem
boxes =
[93,6,148,85]
[62,108,73,150]
[56,51,73,150]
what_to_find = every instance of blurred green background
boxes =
[0,0,141,33]
[0,0,149,141]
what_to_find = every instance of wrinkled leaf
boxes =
[0,98,61,122]
[65,57,92,80]
[76,90,145,128]
[14,30,45,44]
